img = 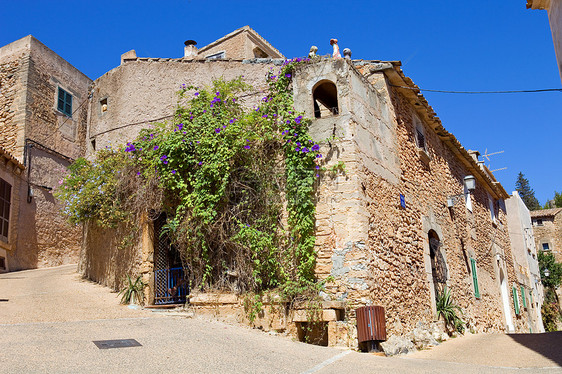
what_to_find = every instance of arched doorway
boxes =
[499,267,514,332]
[429,230,447,300]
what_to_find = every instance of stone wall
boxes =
[292,59,529,339]
[532,211,562,262]
[0,35,91,270]
[0,149,25,273]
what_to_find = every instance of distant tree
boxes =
[515,172,541,211]
[554,191,562,208]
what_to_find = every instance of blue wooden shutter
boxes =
[470,258,480,298]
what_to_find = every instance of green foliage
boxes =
[57,59,323,297]
[541,287,561,332]
[538,251,562,289]
[554,191,562,208]
[436,287,465,334]
[118,274,145,305]
[54,150,132,227]
[515,172,541,211]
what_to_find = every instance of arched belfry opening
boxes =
[429,230,447,300]
[312,80,339,118]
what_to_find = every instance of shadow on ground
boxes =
[508,331,562,366]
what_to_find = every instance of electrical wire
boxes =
[390,85,562,94]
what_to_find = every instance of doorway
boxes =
[153,214,189,305]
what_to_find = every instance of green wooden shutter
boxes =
[529,291,533,306]
[470,258,480,298]
[520,286,527,308]
[512,286,520,315]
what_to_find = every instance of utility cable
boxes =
[390,85,562,94]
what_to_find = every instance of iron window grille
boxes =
[0,178,11,242]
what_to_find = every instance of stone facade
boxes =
[291,58,529,337]
[0,146,25,273]
[531,208,562,262]
[506,191,545,332]
[0,35,92,270]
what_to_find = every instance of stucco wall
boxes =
[87,59,277,156]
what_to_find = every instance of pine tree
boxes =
[515,172,541,211]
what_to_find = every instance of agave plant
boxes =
[436,287,465,334]
[118,274,145,305]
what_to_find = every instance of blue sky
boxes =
[1,0,560,204]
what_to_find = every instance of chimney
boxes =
[184,40,198,59]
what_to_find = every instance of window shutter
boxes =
[470,258,478,297]
[520,286,527,308]
[529,291,533,306]
[512,286,520,315]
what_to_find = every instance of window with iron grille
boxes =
[416,128,426,151]
[0,178,11,243]
[57,87,73,117]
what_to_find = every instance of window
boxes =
[542,243,550,251]
[0,178,11,243]
[512,286,520,315]
[206,51,225,60]
[536,219,543,226]
[312,80,339,118]
[520,286,527,308]
[416,127,426,151]
[488,195,497,223]
[464,180,473,212]
[57,87,72,117]
[100,98,108,113]
[0,256,5,270]
[470,258,480,298]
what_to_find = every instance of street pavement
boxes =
[1,265,561,373]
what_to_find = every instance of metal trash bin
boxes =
[356,306,386,351]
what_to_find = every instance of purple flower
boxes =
[178,123,184,130]
[163,160,168,164]
[244,145,251,149]
[198,161,202,166]
[286,120,290,124]
[215,128,221,133]
[262,114,268,118]
[311,144,320,152]
[190,116,193,119]
[216,91,220,96]
[194,92,199,96]
[302,147,309,153]
[160,155,167,160]
[295,116,302,124]
[172,170,176,174]
[315,165,320,170]
[296,142,301,146]
[153,145,159,150]
[285,74,291,78]
[137,171,141,175]
[316,154,322,158]
[295,147,300,152]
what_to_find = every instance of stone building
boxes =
[527,0,562,83]
[0,146,25,273]
[1,27,535,345]
[506,191,545,332]
[0,35,91,270]
[531,208,562,262]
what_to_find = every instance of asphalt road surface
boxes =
[1,265,561,373]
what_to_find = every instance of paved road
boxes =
[1,265,561,373]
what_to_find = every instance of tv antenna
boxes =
[482,149,507,173]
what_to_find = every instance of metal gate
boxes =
[153,214,189,305]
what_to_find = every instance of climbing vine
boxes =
[56,59,322,294]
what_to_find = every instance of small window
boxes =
[536,219,543,226]
[206,51,225,60]
[542,243,550,251]
[464,180,473,212]
[312,80,339,119]
[416,127,426,151]
[57,87,73,117]
[100,98,108,113]
[0,178,12,243]
[470,258,480,298]
[488,195,497,223]
[0,256,5,270]
[512,286,520,315]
